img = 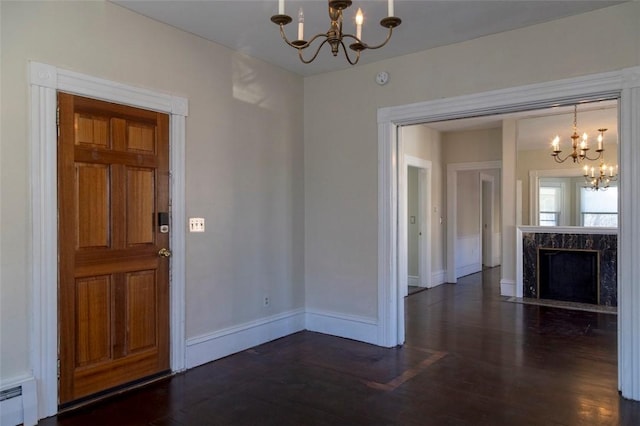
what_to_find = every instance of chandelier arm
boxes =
[552,153,569,163]
[298,38,331,64]
[278,24,330,50]
[581,151,603,162]
[354,26,395,50]
[339,40,361,65]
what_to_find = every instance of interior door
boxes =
[57,93,170,405]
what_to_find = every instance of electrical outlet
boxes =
[263,296,269,306]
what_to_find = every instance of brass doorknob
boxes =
[158,248,172,258]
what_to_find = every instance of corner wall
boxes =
[0,0,304,392]
[304,2,639,322]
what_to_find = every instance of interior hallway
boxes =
[42,268,640,425]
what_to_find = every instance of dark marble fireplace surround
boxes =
[522,232,617,306]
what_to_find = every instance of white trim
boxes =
[305,309,378,345]
[399,153,433,299]
[408,276,420,286]
[480,173,495,267]
[377,66,640,399]
[618,78,640,400]
[500,279,516,297]
[28,61,188,419]
[0,375,37,426]
[446,161,502,283]
[518,225,618,235]
[186,309,305,369]
[377,117,399,348]
[457,262,482,279]
[431,270,446,287]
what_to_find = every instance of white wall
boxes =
[402,125,445,281]
[1,1,304,383]
[304,2,639,319]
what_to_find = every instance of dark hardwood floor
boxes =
[42,267,640,425]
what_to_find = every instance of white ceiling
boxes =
[422,100,619,151]
[111,1,621,144]
[112,0,622,77]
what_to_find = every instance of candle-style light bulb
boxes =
[355,8,363,40]
[552,135,560,151]
[597,131,604,151]
[582,132,589,149]
[278,0,284,15]
[583,165,589,176]
[388,0,394,17]
[297,7,304,40]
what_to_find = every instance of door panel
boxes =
[58,93,170,405]
[126,271,158,352]
[75,276,112,366]
[76,163,110,248]
[126,168,155,245]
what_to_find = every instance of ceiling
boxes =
[112,0,622,77]
[423,100,619,151]
[111,1,621,145]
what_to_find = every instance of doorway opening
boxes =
[400,157,432,298]
[376,68,637,360]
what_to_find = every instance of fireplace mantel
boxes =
[516,226,618,303]
[518,226,618,235]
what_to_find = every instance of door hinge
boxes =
[57,358,60,380]
[56,106,60,137]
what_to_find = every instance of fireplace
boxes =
[538,248,599,304]
[519,229,617,306]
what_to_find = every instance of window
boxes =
[539,185,562,226]
[580,186,618,227]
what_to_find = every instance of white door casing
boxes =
[377,66,640,402]
[29,62,188,419]
[398,153,432,298]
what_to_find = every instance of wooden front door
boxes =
[57,93,170,405]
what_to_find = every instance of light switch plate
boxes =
[189,218,205,232]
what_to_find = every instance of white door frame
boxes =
[480,173,495,268]
[28,62,188,419]
[446,161,501,282]
[399,153,432,298]
[377,66,640,402]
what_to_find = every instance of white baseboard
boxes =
[457,262,482,278]
[500,279,516,297]
[185,309,305,369]
[430,270,446,287]
[305,309,378,345]
[0,375,37,426]
[408,275,419,286]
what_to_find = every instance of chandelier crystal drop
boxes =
[271,0,401,65]
[550,105,606,164]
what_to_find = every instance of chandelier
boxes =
[270,0,401,65]
[583,160,618,191]
[550,105,607,164]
